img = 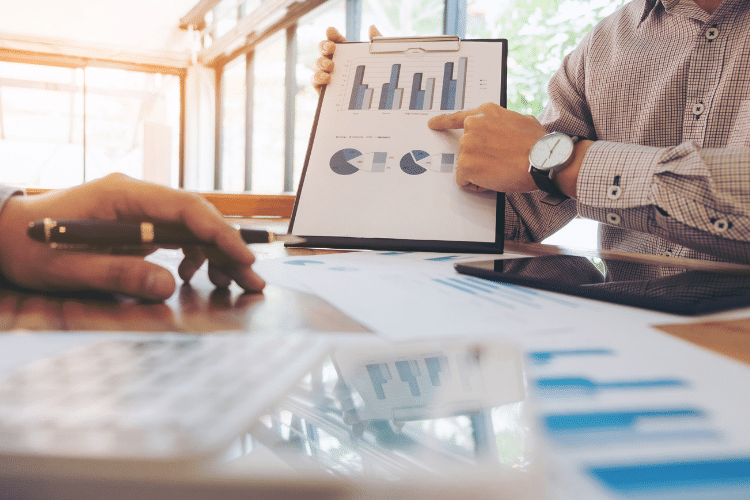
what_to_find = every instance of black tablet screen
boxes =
[454,255,750,315]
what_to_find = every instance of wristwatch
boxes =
[528,132,579,206]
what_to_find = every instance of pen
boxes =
[27,219,305,247]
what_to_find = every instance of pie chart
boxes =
[330,148,362,175]
[400,150,430,175]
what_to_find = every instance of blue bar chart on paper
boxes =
[346,58,469,112]
[522,329,750,500]
[431,274,585,310]
[542,408,721,446]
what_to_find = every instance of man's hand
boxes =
[428,103,591,197]
[0,173,266,301]
[312,25,382,93]
[427,103,549,193]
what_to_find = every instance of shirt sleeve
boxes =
[0,184,25,215]
[503,31,595,244]
[577,140,750,263]
[527,26,750,264]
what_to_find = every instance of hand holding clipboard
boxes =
[293,30,508,253]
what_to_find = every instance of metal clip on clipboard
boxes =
[369,35,461,54]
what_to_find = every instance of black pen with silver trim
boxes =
[27,219,304,247]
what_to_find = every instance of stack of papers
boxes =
[523,327,750,499]
[256,252,750,498]
[253,251,673,340]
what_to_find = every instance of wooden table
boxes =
[2,218,749,367]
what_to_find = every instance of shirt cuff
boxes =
[576,141,663,208]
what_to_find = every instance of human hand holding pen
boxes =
[0,173,266,301]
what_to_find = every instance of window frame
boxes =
[0,52,187,188]
[211,0,466,196]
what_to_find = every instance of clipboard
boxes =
[288,35,508,253]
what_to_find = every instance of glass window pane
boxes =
[361,0,445,39]
[465,0,628,115]
[251,32,285,193]
[294,0,346,192]
[205,0,262,47]
[0,61,84,188]
[221,56,247,192]
[211,0,244,39]
[84,67,181,187]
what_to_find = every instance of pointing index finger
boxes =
[427,107,484,131]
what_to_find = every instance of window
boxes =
[361,0,445,39]
[84,68,181,187]
[214,0,627,199]
[465,0,628,115]
[251,32,287,194]
[0,61,182,189]
[220,56,247,191]
[0,62,84,187]
[294,0,347,191]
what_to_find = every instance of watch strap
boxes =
[529,168,569,206]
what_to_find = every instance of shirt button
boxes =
[692,103,705,116]
[705,27,719,40]
[663,251,673,257]
[606,213,621,225]
[607,186,622,200]
[713,218,730,232]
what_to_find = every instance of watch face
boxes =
[529,133,574,171]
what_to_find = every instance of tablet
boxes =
[454,255,750,315]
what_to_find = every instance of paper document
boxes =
[254,252,670,339]
[522,327,750,499]
[291,38,507,247]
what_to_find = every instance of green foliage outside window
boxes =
[466,0,628,115]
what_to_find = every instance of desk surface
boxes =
[1,218,748,366]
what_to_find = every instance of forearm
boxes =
[576,140,750,263]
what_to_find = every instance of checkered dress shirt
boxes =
[505,0,750,279]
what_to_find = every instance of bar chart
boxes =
[347,57,469,112]
[542,408,720,447]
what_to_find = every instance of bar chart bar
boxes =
[455,57,467,110]
[378,82,389,109]
[440,154,454,173]
[409,73,436,110]
[441,62,454,110]
[378,64,403,110]
[410,73,423,110]
[362,88,374,109]
[423,78,435,110]
[392,88,403,109]
[372,152,387,172]
[349,65,369,110]
[440,58,468,111]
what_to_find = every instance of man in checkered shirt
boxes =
[316,0,750,279]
